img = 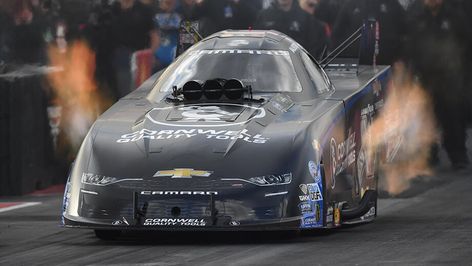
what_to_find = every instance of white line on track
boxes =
[0,202,42,213]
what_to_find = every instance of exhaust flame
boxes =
[366,63,439,195]
[47,41,111,152]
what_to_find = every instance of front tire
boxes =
[94,230,122,240]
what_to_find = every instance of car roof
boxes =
[196,30,298,51]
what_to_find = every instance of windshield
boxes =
[151,49,302,96]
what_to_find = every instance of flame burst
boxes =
[366,63,439,195]
[47,41,111,152]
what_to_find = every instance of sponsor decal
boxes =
[229,220,240,226]
[112,217,130,226]
[334,206,341,226]
[359,104,375,183]
[141,191,218,196]
[154,169,212,178]
[299,201,313,213]
[144,218,206,226]
[330,129,356,189]
[326,206,334,224]
[298,183,322,201]
[315,203,321,222]
[308,161,321,183]
[361,207,376,221]
[112,220,123,226]
[300,193,321,202]
[299,184,308,194]
[301,203,322,228]
[300,167,324,229]
[302,216,318,227]
[117,128,269,144]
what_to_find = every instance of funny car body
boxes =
[62,30,391,240]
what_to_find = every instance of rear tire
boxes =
[94,230,122,240]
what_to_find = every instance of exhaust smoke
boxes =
[47,41,111,153]
[366,63,439,195]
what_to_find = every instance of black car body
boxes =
[62,30,390,237]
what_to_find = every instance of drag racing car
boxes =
[62,30,390,240]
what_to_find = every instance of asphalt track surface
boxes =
[1,144,472,265]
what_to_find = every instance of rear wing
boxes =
[320,19,380,73]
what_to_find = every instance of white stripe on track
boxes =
[0,202,41,213]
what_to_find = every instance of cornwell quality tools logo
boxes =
[330,129,356,189]
[143,218,206,226]
[116,128,269,144]
[140,191,218,195]
[153,169,212,178]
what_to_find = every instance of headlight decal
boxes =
[81,173,143,186]
[221,173,292,186]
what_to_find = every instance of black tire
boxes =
[94,230,122,240]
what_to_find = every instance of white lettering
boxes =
[116,129,270,144]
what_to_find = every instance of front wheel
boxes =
[94,230,122,240]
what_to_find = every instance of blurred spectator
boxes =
[299,0,332,37]
[331,0,406,65]
[255,0,328,59]
[315,0,346,30]
[299,0,318,18]
[6,0,47,64]
[84,0,117,100]
[406,0,471,169]
[154,0,181,71]
[60,0,94,41]
[110,0,158,98]
[179,0,197,20]
[190,0,259,37]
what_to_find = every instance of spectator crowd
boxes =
[0,0,471,169]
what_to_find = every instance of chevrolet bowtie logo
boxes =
[153,169,213,178]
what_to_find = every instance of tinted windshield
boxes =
[151,49,302,95]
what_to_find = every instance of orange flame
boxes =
[47,41,111,152]
[366,63,439,195]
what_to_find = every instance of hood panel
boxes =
[88,94,340,178]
